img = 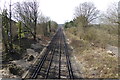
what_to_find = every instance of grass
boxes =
[65,25,118,78]
[65,25,118,48]
[75,48,118,78]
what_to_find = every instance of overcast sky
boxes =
[0,0,119,24]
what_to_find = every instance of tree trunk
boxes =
[33,26,36,40]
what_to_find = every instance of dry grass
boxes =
[74,48,118,78]
[65,25,118,48]
[65,26,118,78]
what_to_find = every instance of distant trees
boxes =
[50,21,58,32]
[14,0,39,40]
[38,15,50,36]
[64,2,99,34]
[74,2,99,28]
[64,21,75,28]
[105,3,118,25]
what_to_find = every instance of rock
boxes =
[31,43,42,51]
[27,49,35,54]
[27,55,34,61]
[26,49,38,58]
[67,39,71,44]
[107,50,112,54]
[67,39,69,41]
[106,45,118,56]
[91,43,94,46]
[107,50,115,56]
[71,46,73,50]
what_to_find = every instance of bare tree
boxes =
[16,21,22,47]
[105,3,118,25]
[38,14,50,36]
[28,0,39,40]
[9,0,13,51]
[14,0,39,40]
[74,2,99,27]
[2,9,9,52]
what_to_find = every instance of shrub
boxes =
[66,25,118,50]
[71,39,90,53]
[83,27,97,42]
[9,64,23,76]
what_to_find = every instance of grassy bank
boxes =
[65,25,118,78]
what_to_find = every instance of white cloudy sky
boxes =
[0,0,119,24]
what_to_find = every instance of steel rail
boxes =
[30,28,74,79]
[31,30,59,79]
[58,29,62,79]
[45,30,61,78]
[62,30,74,79]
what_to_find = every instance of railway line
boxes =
[25,28,75,79]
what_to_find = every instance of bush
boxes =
[79,27,110,48]
[70,39,90,53]
[9,64,23,76]
[2,49,23,62]
[66,25,118,50]
[83,27,97,42]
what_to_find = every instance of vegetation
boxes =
[2,9,9,53]
[9,64,24,76]
[0,0,118,78]
[65,2,118,78]
[65,2,118,48]
[74,48,118,78]
[0,0,58,78]
[1,0,58,62]
[14,1,39,40]
[74,2,99,31]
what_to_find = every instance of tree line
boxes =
[64,2,118,48]
[65,2,118,29]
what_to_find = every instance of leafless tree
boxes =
[105,3,118,25]
[38,14,50,36]
[2,9,9,52]
[14,0,39,40]
[74,2,99,27]
[9,0,13,51]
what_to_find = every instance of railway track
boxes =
[26,28,74,79]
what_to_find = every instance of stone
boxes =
[31,43,42,50]
[27,49,35,54]
[107,50,115,56]
[107,50,112,54]
[27,55,34,61]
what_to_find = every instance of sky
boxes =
[0,0,119,24]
